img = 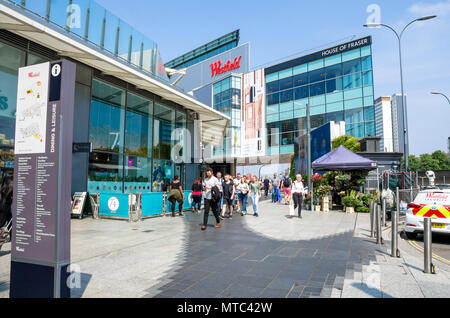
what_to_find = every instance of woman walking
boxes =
[292,175,306,218]
[220,175,236,220]
[168,175,185,217]
[250,176,262,217]
[191,177,203,214]
[236,177,249,216]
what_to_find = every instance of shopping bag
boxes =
[289,201,295,217]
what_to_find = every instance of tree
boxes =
[289,153,296,181]
[332,135,361,153]
[404,151,450,171]
[431,150,450,170]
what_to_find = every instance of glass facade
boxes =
[0,40,49,170]
[212,75,242,156]
[265,46,375,154]
[88,79,186,194]
[7,0,168,80]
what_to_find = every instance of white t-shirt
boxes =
[292,181,306,194]
[203,176,219,200]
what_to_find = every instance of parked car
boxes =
[404,189,450,240]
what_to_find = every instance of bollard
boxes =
[376,204,383,244]
[423,218,435,274]
[370,202,375,238]
[382,198,387,227]
[391,209,400,257]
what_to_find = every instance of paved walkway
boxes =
[1,200,450,298]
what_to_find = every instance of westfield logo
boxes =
[210,56,242,77]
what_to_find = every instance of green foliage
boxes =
[332,135,361,153]
[356,206,370,213]
[358,194,373,208]
[403,150,450,171]
[289,153,296,181]
[342,196,359,208]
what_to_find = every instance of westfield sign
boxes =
[210,56,242,77]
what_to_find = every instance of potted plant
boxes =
[342,196,358,213]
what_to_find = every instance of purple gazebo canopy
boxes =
[312,146,378,171]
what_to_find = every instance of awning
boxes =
[0,2,229,146]
[312,146,378,171]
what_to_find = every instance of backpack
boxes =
[283,177,292,188]
[211,186,220,202]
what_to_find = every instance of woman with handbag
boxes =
[236,177,249,216]
[168,175,185,217]
[191,177,203,214]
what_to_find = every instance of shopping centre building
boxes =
[169,32,375,175]
[0,0,230,196]
[0,0,378,196]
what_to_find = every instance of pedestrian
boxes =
[191,177,203,214]
[167,175,185,217]
[216,171,224,211]
[271,173,280,203]
[263,176,270,198]
[202,168,221,231]
[233,173,243,212]
[292,174,306,218]
[221,174,236,220]
[250,176,262,217]
[237,177,249,216]
[281,172,292,205]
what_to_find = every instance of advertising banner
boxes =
[242,69,266,157]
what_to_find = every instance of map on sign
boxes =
[14,63,49,155]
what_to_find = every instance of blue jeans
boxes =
[238,193,248,212]
[272,186,278,202]
[251,193,259,215]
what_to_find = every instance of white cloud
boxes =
[409,0,450,16]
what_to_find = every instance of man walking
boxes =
[202,168,221,231]
[263,176,270,198]
[271,173,280,203]
[233,173,242,212]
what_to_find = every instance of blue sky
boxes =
[96,0,450,155]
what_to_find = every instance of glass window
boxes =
[279,76,294,91]
[90,79,126,153]
[309,68,326,84]
[346,123,365,138]
[293,64,308,75]
[324,64,342,79]
[124,156,151,183]
[364,106,375,122]
[342,49,361,62]
[294,86,309,100]
[0,42,26,150]
[361,46,372,57]
[125,92,153,157]
[279,89,293,103]
[326,78,343,94]
[343,59,361,75]
[267,81,279,94]
[89,152,123,183]
[345,107,364,124]
[308,59,324,71]
[310,82,326,97]
[366,121,376,137]
[267,93,279,105]
[324,54,342,66]
[153,103,175,160]
[279,68,293,79]
[266,72,278,83]
[343,73,362,90]
[311,114,325,128]
[325,111,344,123]
[363,71,373,86]
[293,73,308,87]
[152,159,174,190]
[27,53,47,66]
[361,56,372,71]
[326,101,344,113]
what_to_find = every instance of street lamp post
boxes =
[431,92,450,105]
[364,15,436,172]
